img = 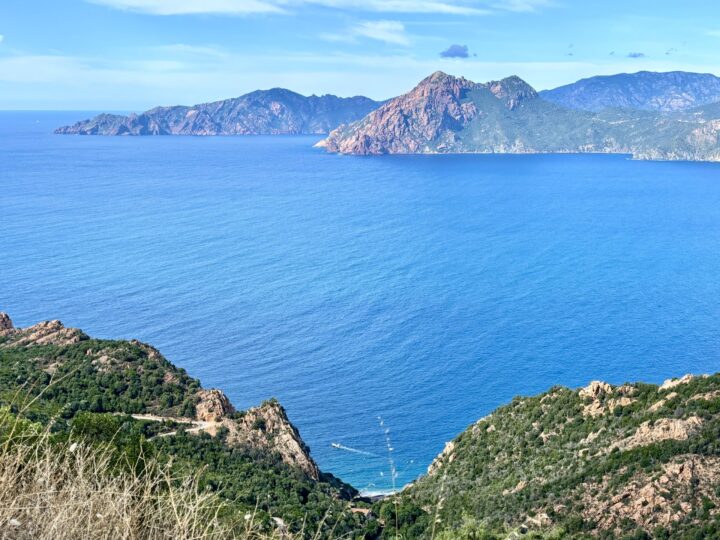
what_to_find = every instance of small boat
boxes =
[331,442,342,449]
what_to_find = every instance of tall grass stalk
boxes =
[0,410,301,539]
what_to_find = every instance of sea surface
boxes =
[2,111,720,492]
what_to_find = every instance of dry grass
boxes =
[0,410,290,540]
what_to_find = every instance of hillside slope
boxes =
[540,71,720,112]
[55,89,381,136]
[319,71,720,161]
[379,376,720,538]
[0,313,374,538]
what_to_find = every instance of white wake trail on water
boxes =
[331,443,377,457]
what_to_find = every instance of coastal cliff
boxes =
[318,71,720,161]
[55,89,381,136]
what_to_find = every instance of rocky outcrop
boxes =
[581,456,720,534]
[319,71,720,161]
[224,400,320,480]
[0,318,87,348]
[660,373,707,391]
[615,417,704,451]
[579,380,636,417]
[579,381,612,400]
[195,389,235,422]
[55,89,381,136]
[427,440,455,476]
[649,391,678,412]
[0,312,14,333]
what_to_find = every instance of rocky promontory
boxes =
[319,71,720,161]
[55,89,381,136]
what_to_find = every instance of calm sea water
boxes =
[2,111,720,492]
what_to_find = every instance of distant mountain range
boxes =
[318,71,720,161]
[55,70,720,162]
[540,71,720,112]
[55,89,382,135]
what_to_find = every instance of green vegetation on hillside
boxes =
[0,320,377,539]
[377,376,720,539]
[4,314,719,539]
[0,338,201,421]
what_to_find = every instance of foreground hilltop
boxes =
[55,89,381,136]
[380,376,720,538]
[3,311,719,538]
[318,71,720,161]
[0,313,374,538]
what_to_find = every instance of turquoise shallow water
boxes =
[2,111,720,492]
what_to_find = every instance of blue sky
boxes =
[1,0,720,109]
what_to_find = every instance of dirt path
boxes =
[121,413,220,439]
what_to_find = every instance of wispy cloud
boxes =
[321,20,411,45]
[308,1,488,14]
[440,44,469,58]
[88,0,285,15]
[86,0,553,16]
[3,50,720,110]
[707,30,720,37]
[490,0,553,12]
[353,21,410,45]
[0,35,4,44]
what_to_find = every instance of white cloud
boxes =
[306,1,488,14]
[353,21,410,45]
[85,0,506,15]
[0,35,4,44]
[320,20,412,46]
[491,0,553,12]
[87,0,285,15]
[707,30,720,37]
[5,49,720,110]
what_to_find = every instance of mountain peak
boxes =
[488,75,538,109]
[426,70,451,81]
[417,71,471,88]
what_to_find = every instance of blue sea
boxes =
[2,111,720,493]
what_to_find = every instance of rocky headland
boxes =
[55,89,382,136]
[318,71,720,161]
